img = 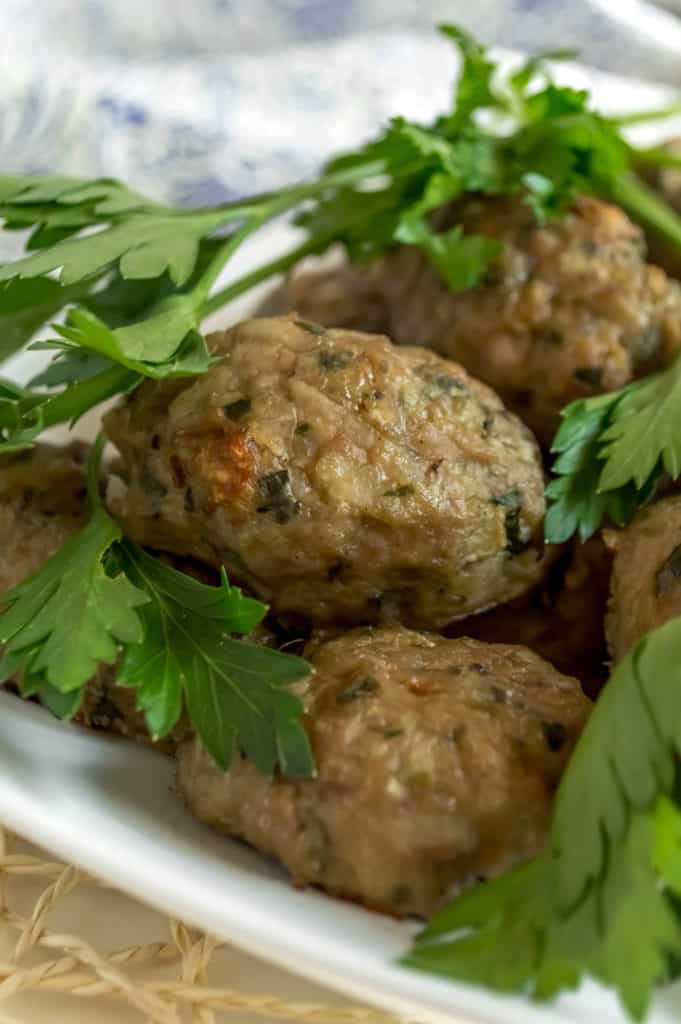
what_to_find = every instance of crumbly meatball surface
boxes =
[271,196,681,445]
[606,496,681,663]
[446,537,612,697]
[177,626,590,917]
[0,442,89,595]
[104,314,548,629]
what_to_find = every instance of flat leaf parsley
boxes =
[406,615,681,1019]
[0,440,313,777]
[544,356,681,543]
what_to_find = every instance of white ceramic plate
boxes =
[2,693,680,1024]
[5,59,681,1024]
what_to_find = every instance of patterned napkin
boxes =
[1,0,681,210]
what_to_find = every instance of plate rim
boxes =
[0,693,635,1024]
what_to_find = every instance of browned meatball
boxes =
[177,626,590,917]
[446,537,612,697]
[270,196,681,446]
[606,496,681,663]
[104,315,548,630]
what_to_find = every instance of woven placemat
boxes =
[0,826,416,1024]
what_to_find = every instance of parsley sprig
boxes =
[3,26,681,451]
[0,439,313,776]
[406,615,681,1019]
[544,357,681,543]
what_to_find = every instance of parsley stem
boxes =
[611,100,681,126]
[199,232,336,318]
[38,365,137,426]
[192,219,262,306]
[0,364,136,433]
[193,193,308,306]
[634,146,681,171]
[206,159,389,216]
[608,171,681,253]
[86,433,106,507]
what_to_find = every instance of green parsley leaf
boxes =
[439,24,497,124]
[0,174,148,215]
[0,239,230,437]
[0,364,139,452]
[0,277,84,363]
[407,802,681,1019]
[35,680,87,720]
[0,504,147,691]
[304,24,681,301]
[395,216,502,291]
[544,356,681,542]
[28,345,112,389]
[599,363,681,490]
[0,442,314,777]
[84,237,226,327]
[0,175,192,287]
[115,544,313,774]
[507,48,578,104]
[544,392,657,543]
[406,616,681,1019]
[0,379,45,452]
[0,212,222,289]
[53,301,212,378]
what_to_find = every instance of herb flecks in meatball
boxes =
[104,315,548,628]
[177,626,590,917]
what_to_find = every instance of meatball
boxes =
[0,442,89,595]
[104,314,548,629]
[606,496,681,663]
[446,537,612,697]
[177,625,589,917]
[259,261,390,335]
[270,196,681,446]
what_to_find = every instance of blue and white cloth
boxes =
[0,1,681,207]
